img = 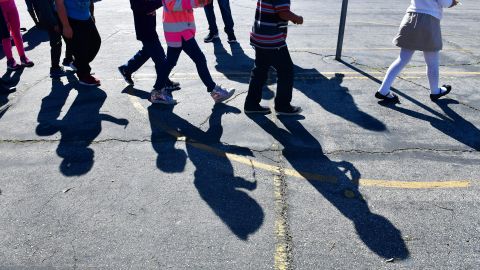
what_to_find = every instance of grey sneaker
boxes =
[210,85,235,103]
[151,88,177,105]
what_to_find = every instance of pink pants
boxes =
[0,0,26,60]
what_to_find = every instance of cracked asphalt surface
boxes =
[1,0,479,269]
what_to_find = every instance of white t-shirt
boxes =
[406,0,453,20]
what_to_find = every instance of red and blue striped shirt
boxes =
[250,0,290,49]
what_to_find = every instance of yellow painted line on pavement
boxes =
[128,95,471,190]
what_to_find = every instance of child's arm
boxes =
[54,0,73,38]
[164,0,212,12]
[278,11,303,25]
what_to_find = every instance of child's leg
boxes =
[1,38,13,60]
[154,45,182,90]
[48,29,62,68]
[182,38,216,91]
[378,48,415,95]
[3,2,27,58]
[423,51,440,94]
[272,47,294,110]
[245,47,271,107]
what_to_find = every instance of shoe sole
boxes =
[118,67,134,86]
[204,36,219,43]
[79,81,101,87]
[244,110,271,114]
[276,108,303,116]
[213,89,235,103]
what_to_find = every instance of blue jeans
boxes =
[122,38,172,88]
[204,0,234,35]
[157,38,216,91]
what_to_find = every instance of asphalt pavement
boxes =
[0,0,479,269]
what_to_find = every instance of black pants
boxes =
[47,28,73,69]
[66,17,101,76]
[246,46,293,110]
[122,38,168,88]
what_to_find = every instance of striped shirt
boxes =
[250,0,290,49]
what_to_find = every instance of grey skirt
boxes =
[394,12,442,51]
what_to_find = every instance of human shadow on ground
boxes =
[212,42,385,131]
[22,25,49,52]
[2,69,24,88]
[381,99,480,150]
[36,75,128,176]
[339,59,480,150]
[247,114,409,259]
[123,85,265,239]
[212,40,275,100]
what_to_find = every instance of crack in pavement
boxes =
[0,138,477,154]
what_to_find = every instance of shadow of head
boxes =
[58,147,94,176]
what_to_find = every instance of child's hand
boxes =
[292,15,304,25]
[450,0,459,7]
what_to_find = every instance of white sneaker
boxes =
[210,85,235,103]
[150,89,177,105]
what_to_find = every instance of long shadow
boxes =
[339,59,480,150]
[21,25,49,52]
[2,69,24,88]
[36,75,128,176]
[212,41,275,100]
[212,42,385,131]
[212,40,253,84]
[130,87,264,239]
[293,66,386,132]
[248,114,409,259]
[381,99,480,150]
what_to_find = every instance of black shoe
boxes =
[50,66,67,79]
[375,91,399,103]
[244,104,271,114]
[62,58,73,67]
[276,105,302,116]
[118,66,134,86]
[227,32,237,44]
[204,32,219,43]
[430,85,452,101]
[165,80,181,91]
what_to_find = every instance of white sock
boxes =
[424,51,441,94]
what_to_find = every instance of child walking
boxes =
[150,0,235,104]
[55,0,101,86]
[0,0,34,70]
[244,0,303,115]
[375,0,459,103]
[31,0,73,78]
[118,0,179,91]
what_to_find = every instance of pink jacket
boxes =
[162,0,208,47]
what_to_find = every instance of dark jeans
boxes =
[246,46,294,110]
[157,38,216,91]
[204,0,234,35]
[48,28,73,68]
[65,17,101,76]
[122,38,169,88]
